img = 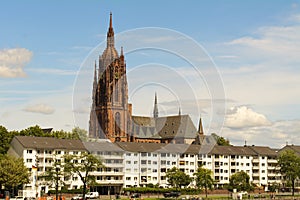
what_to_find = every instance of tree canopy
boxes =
[63,152,103,199]
[194,167,214,198]
[278,150,300,196]
[211,133,230,146]
[0,125,88,155]
[228,171,253,192]
[0,154,30,189]
[166,167,192,189]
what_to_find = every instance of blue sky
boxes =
[1,0,300,147]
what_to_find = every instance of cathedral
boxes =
[89,13,204,144]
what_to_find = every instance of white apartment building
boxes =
[8,136,87,197]
[8,137,125,196]
[8,135,285,196]
[83,141,125,195]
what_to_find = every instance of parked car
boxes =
[85,192,99,199]
[130,193,141,198]
[163,192,181,198]
[71,194,83,200]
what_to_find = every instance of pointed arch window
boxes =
[115,112,121,135]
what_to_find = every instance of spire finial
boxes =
[121,46,124,56]
[153,92,158,118]
[109,12,113,29]
[178,107,181,116]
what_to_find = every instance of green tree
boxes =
[51,130,71,139]
[211,133,230,146]
[63,152,103,199]
[194,167,214,198]
[41,159,69,200]
[0,126,13,154]
[19,125,45,137]
[228,171,253,192]
[278,150,300,196]
[166,167,192,190]
[0,155,30,190]
[71,127,88,141]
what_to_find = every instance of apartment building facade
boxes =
[9,136,284,196]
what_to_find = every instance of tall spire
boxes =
[198,117,204,135]
[107,12,115,47]
[153,93,158,118]
[178,107,181,116]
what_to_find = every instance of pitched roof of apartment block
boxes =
[12,136,86,150]
[247,146,278,156]
[209,145,257,156]
[116,136,216,154]
[279,145,300,156]
[10,136,284,157]
[84,141,124,152]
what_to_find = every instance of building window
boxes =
[141,160,147,165]
[141,152,147,157]
[126,161,131,164]
[126,177,131,180]
[115,112,121,136]
[27,150,32,154]
[26,159,32,163]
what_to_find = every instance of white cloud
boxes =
[0,48,32,78]
[23,104,55,115]
[225,24,300,64]
[221,119,300,148]
[225,106,271,128]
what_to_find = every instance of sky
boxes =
[1,0,300,148]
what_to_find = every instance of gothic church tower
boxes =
[89,13,130,142]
